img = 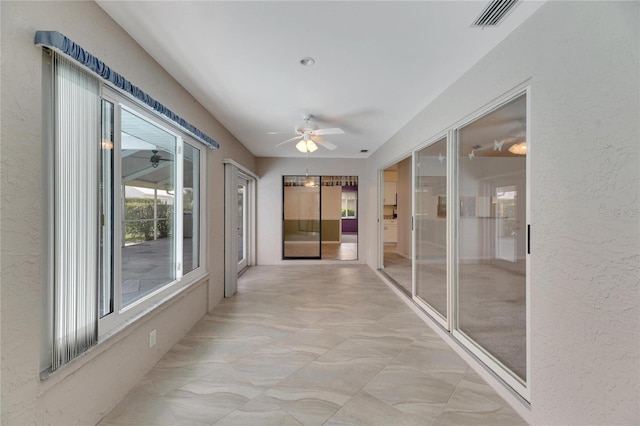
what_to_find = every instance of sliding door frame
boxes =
[449,86,531,400]
[282,175,359,260]
[382,85,531,401]
[411,132,451,330]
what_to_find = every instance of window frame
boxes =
[341,191,357,219]
[98,86,208,336]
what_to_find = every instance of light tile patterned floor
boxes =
[99,265,526,426]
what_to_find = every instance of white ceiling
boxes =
[97,1,545,158]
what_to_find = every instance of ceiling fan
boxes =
[270,114,344,153]
[149,150,175,168]
[130,150,173,168]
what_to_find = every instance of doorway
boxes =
[380,158,412,294]
[282,175,358,260]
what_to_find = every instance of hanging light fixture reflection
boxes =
[508,141,527,155]
[296,134,318,153]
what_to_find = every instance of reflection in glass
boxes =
[323,176,358,261]
[457,94,527,381]
[415,137,447,319]
[120,108,176,307]
[100,100,114,318]
[183,144,199,274]
[283,176,321,258]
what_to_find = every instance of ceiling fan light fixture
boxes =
[296,140,318,153]
[508,141,527,155]
[305,176,317,187]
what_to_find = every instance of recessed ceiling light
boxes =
[299,57,315,66]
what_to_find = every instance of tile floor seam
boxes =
[278,396,337,426]
[159,392,185,426]
[317,334,409,424]
[432,366,470,426]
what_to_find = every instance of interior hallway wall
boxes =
[0,1,255,424]
[365,1,639,424]
[256,157,367,265]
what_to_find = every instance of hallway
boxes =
[99,265,525,425]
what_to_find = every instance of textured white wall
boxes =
[365,1,639,423]
[0,1,255,424]
[256,157,367,265]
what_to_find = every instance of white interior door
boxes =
[237,178,248,272]
[224,162,256,297]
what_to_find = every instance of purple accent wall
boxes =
[341,186,358,233]
[342,218,358,233]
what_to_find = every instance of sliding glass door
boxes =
[283,176,321,258]
[414,137,448,323]
[455,94,528,384]
[406,90,529,397]
[283,176,358,260]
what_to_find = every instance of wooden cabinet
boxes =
[384,181,397,205]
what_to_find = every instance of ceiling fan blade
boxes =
[312,136,337,150]
[268,131,294,135]
[314,127,344,136]
[275,135,302,148]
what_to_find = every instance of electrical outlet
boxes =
[149,329,156,348]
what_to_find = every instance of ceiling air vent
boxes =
[473,0,519,27]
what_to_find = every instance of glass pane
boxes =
[457,94,527,381]
[100,100,114,318]
[415,137,447,319]
[237,184,245,263]
[183,144,199,274]
[325,178,358,261]
[120,108,176,307]
[283,176,321,258]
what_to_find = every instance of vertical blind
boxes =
[52,53,100,369]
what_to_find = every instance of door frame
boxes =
[224,159,257,297]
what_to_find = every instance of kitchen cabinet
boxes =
[384,181,397,205]
[384,219,397,243]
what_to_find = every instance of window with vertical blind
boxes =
[45,52,207,372]
[51,53,100,370]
